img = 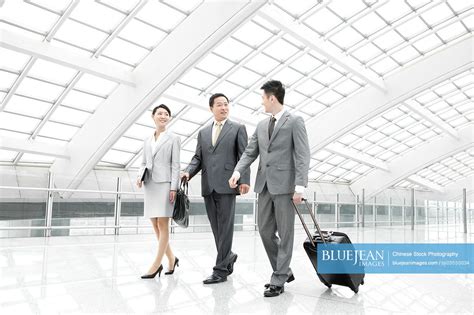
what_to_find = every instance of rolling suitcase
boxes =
[292,198,365,293]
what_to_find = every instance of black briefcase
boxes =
[292,199,365,293]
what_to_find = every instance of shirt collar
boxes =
[214,119,227,126]
[272,109,286,121]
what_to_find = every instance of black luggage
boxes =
[292,198,365,293]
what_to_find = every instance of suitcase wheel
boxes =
[352,287,359,294]
[325,283,332,288]
[361,279,364,285]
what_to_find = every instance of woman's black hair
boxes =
[152,104,171,116]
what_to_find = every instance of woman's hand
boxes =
[136,179,142,188]
[169,190,176,203]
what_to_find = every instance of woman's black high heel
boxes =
[165,257,179,275]
[141,264,163,279]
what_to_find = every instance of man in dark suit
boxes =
[182,93,250,284]
[229,80,310,297]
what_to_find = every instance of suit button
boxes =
[266,164,270,167]
[268,150,271,153]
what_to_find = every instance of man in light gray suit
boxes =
[229,80,310,297]
[182,93,250,284]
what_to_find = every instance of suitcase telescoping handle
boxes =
[291,198,327,246]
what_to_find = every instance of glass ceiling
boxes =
[0,0,472,191]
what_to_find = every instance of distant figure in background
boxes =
[182,93,250,284]
[137,104,181,278]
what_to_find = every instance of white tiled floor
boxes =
[0,226,472,314]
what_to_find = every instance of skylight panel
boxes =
[233,22,273,48]
[168,120,200,136]
[227,68,262,88]
[28,59,78,86]
[313,67,342,85]
[317,90,343,105]
[124,124,154,140]
[97,0,140,13]
[0,112,38,133]
[420,3,453,25]
[0,48,30,71]
[113,137,143,153]
[49,106,91,126]
[376,1,413,23]
[0,150,17,162]
[370,57,399,75]
[327,0,367,20]
[196,53,235,77]
[101,38,150,66]
[4,95,52,118]
[61,90,104,112]
[262,39,300,62]
[212,81,244,100]
[179,68,216,90]
[351,43,381,63]
[290,54,323,74]
[162,0,203,13]
[391,46,420,64]
[295,79,325,96]
[0,71,18,90]
[352,12,387,36]
[119,19,168,49]
[412,34,443,53]
[181,108,211,125]
[273,67,303,87]
[333,79,362,96]
[54,19,108,51]
[373,30,406,51]
[70,1,124,32]
[244,54,280,75]
[136,1,186,31]
[214,38,253,63]
[304,8,342,34]
[396,17,427,38]
[1,0,58,33]
[16,77,64,102]
[273,0,320,17]
[352,139,372,151]
[102,149,135,165]
[38,121,79,141]
[330,27,364,50]
[437,22,468,42]
[74,74,118,97]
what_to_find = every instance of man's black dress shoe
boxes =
[203,274,227,284]
[264,285,284,297]
[227,254,238,275]
[264,273,295,288]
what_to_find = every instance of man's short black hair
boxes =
[261,80,285,105]
[209,93,229,107]
[152,104,171,116]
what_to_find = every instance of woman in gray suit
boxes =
[137,104,181,278]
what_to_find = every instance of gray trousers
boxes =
[258,186,295,286]
[204,191,236,277]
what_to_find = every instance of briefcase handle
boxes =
[180,178,188,194]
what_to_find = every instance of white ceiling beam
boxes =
[406,175,445,193]
[0,137,69,159]
[350,124,474,198]
[305,36,473,154]
[50,0,266,190]
[257,5,386,92]
[404,101,459,139]
[326,143,389,171]
[0,29,135,86]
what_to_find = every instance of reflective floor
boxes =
[0,226,472,314]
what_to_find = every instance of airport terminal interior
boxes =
[0,0,472,314]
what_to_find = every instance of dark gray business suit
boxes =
[186,119,250,276]
[235,110,310,286]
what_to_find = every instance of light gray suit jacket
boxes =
[185,119,250,196]
[235,111,310,195]
[141,131,181,191]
